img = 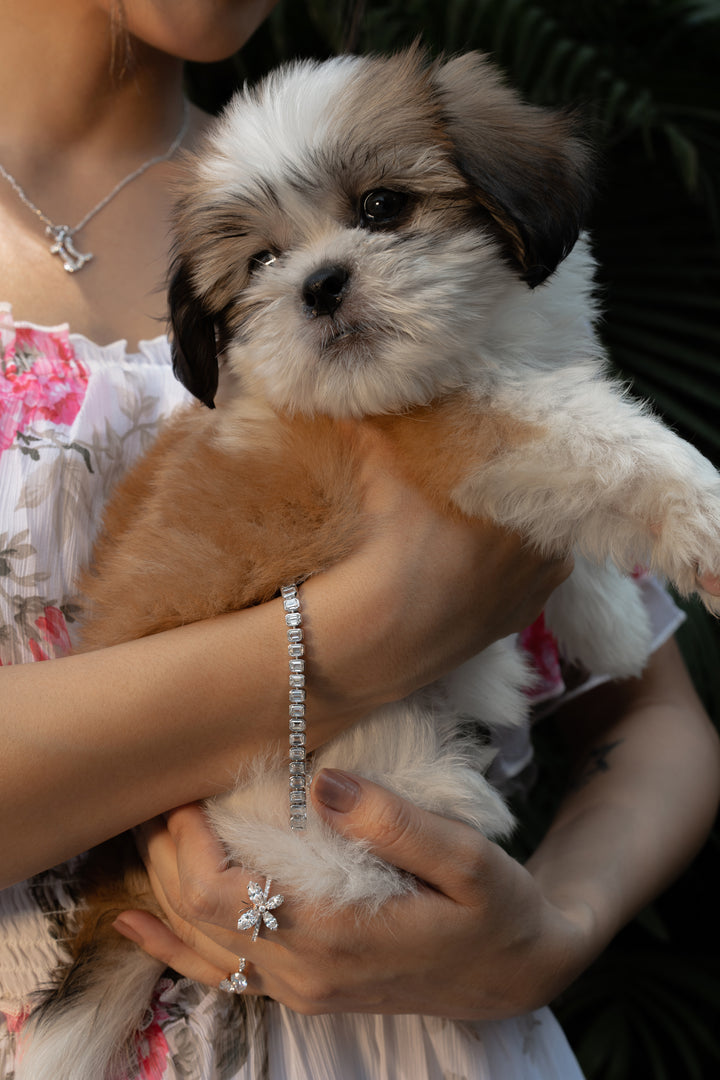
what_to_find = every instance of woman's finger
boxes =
[136,809,246,933]
[311,768,500,904]
[112,908,237,989]
[133,815,253,967]
[160,805,304,941]
[126,817,273,990]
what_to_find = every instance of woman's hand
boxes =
[0,432,569,886]
[114,641,720,1020]
[302,427,573,718]
[114,777,586,1020]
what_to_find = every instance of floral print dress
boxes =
[0,304,683,1079]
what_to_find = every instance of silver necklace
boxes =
[0,101,190,273]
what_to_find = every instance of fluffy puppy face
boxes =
[170,47,592,417]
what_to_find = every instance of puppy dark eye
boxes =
[249,250,278,270]
[360,189,410,227]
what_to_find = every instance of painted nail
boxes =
[313,768,361,813]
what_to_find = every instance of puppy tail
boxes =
[16,933,165,1080]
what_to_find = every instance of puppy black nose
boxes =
[302,265,349,317]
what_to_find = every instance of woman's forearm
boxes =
[0,581,409,885]
[107,638,718,1020]
[1,467,569,887]
[526,638,720,982]
[0,603,294,886]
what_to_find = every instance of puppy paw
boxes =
[655,494,720,614]
[696,569,720,615]
[697,570,720,594]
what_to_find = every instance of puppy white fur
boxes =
[18,47,720,1080]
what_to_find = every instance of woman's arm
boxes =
[524,633,720,972]
[0,440,568,887]
[116,636,720,1018]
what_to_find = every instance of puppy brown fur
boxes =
[78,394,539,648]
[18,46,720,1080]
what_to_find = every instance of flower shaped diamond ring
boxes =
[237,878,284,942]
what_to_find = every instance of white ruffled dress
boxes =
[0,304,683,1079]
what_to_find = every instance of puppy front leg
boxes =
[452,379,720,613]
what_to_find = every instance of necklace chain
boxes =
[0,100,190,273]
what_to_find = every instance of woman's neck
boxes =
[0,3,187,192]
[0,2,207,349]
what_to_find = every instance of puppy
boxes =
[18,47,720,1080]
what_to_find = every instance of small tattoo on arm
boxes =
[570,739,624,791]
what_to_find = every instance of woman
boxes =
[1,2,718,1077]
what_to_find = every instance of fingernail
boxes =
[112,916,143,945]
[313,768,361,813]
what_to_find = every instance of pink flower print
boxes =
[519,612,564,704]
[133,1010,170,1080]
[30,605,73,661]
[2,1007,30,1034]
[28,639,50,662]
[0,320,89,455]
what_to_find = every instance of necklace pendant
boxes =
[46,225,93,273]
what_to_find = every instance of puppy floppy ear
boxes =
[168,257,219,409]
[433,52,594,286]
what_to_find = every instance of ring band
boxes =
[219,957,247,994]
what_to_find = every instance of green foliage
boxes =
[557,946,720,1079]
[186,4,720,1075]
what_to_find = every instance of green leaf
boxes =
[663,121,701,190]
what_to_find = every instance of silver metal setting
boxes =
[237,879,284,942]
[219,957,248,995]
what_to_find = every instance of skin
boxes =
[116,637,720,1019]
[0,1,275,350]
[2,0,719,1029]
[0,5,568,895]
[0,433,568,886]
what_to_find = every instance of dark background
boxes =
[186,3,720,1076]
